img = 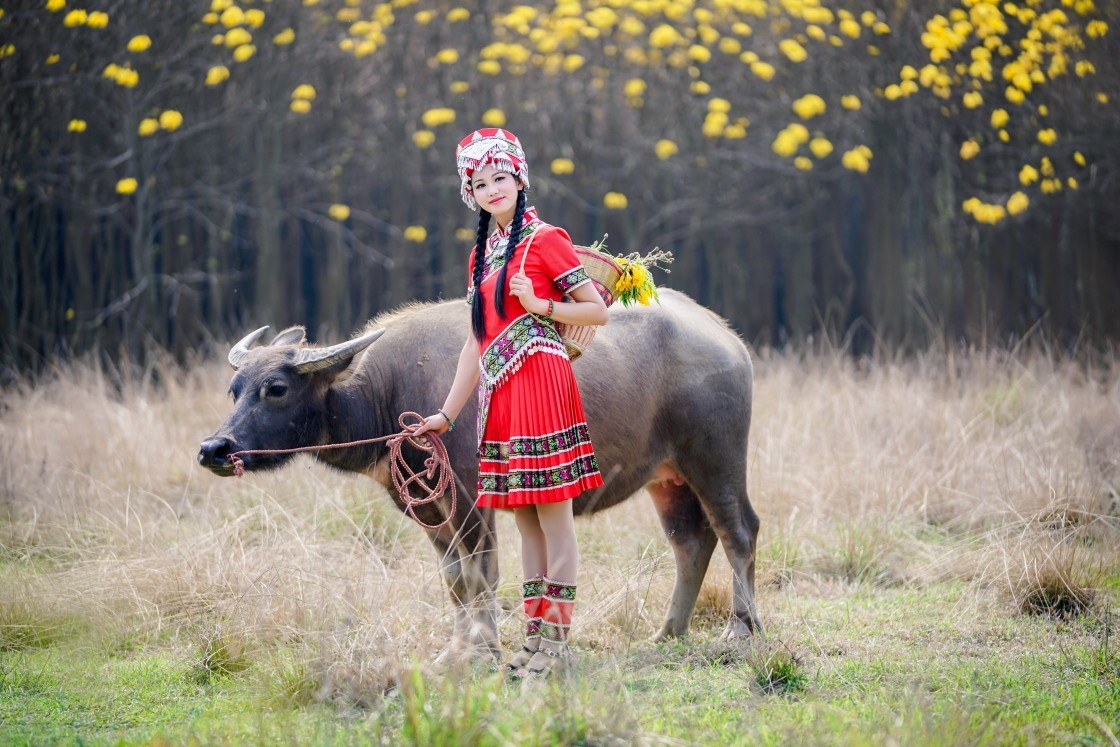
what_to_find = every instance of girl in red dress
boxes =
[414,128,608,677]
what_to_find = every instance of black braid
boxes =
[493,189,528,321]
[470,209,492,341]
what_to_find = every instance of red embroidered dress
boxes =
[467,207,604,508]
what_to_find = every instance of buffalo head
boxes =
[198,325,385,476]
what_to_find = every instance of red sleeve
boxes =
[533,227,592,295]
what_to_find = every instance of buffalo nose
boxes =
[198,436,234,468]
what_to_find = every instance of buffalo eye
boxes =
[261,381,288,400]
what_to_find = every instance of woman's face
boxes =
[471,163,521,225]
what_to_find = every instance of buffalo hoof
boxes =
[719,615,761,641]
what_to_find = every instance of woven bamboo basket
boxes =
[557,245,623,360]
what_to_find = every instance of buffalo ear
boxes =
[271,326,307,347]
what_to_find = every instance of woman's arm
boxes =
[509,273,610,327]
[414,331,480,436]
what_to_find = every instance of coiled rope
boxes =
[226,412,456,530]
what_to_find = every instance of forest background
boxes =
[2,0,1118,375]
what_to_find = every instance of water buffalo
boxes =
[198,289,759,657]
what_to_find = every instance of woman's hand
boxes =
[509,272,544,314]
[413,412,452,437]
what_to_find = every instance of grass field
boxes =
[1,346,1118,745]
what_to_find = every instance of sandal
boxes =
[510,646,571,681]
[503,644,539,673]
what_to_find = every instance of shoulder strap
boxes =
[518,224,555,275]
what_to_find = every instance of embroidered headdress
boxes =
[455,128,530,210]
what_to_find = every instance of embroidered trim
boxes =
[479,314,566,388]
[553,265,592,294]
[545,581,577,602]
[479,424,595,461]
[479,454,600,494]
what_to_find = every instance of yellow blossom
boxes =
[244,9,265,28]
[232,43,255,62]
[990,109,1009,128]
[63,9,87,26]
[47,54,60,64]
[1067,177,1078,190]
[1037,128,1056,144]
[450,81,469,94]
[963,91,982,108]
[127,35,151,53]
[116,177,138,195]
[1086,20,1108,38]
[290,99,311,114]
[435,48,459,65]
[1098,93,1110,104]
[792,94,826,119]
[454,227,474,242]
[138,118,159,136]
[841,148,871,173]
[603,192,628,210]
[1006,192,1029,216]
[624,78,646,98]
[159,110,182,131]
[841,95,861,110]
[412,130,435,148]
[550,158,575,175]
[328,204,350,221]
[654,139,678,160]
[1074,152,1086,167]
[224,28,251,47]
[688,44,711,63]
[839,18,861,38]
[421,107,455,128]
[481,108,506,127]
[205,65,230,86]
[750,61,775,81]
[649,24,683,48]
[67,119,87,132]
[708,97,731,113]
[1019,164,1039,185]
[47,0,66,11]
[809,137,833,158]
[771,131,799,157]
[477,60,501,75]
[794,156,813,171]
[403,226,428,242]
[273,28,295,45]
[219,6,244,27]
[562,54,585,73]
[202,12,218,24]
[779,39,808,63]
[999,130,1009,142]
[959,140,980,160]
[1005,86,1025,104]
[291,84,317,101]
[86,10,107,28]
[690,81,710,95]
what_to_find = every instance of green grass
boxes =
[2,351,1119,745]
[1,581,1116,746]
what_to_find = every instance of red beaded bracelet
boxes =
[544,299,554,320]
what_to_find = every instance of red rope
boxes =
[226,412,457,530]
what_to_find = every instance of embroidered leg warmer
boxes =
[523,576,545,649]
[540,578,577,650]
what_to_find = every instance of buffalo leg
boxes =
[684,466,761,637]
[647,480,718,639]
[427,504,501,659]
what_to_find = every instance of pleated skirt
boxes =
[477,349,604,509]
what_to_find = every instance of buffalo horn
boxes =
[292,328,386,373]
[227,326,270,370]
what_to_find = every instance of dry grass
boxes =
[1,346,1118,738]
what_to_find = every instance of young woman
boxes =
[413,128,608,677]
